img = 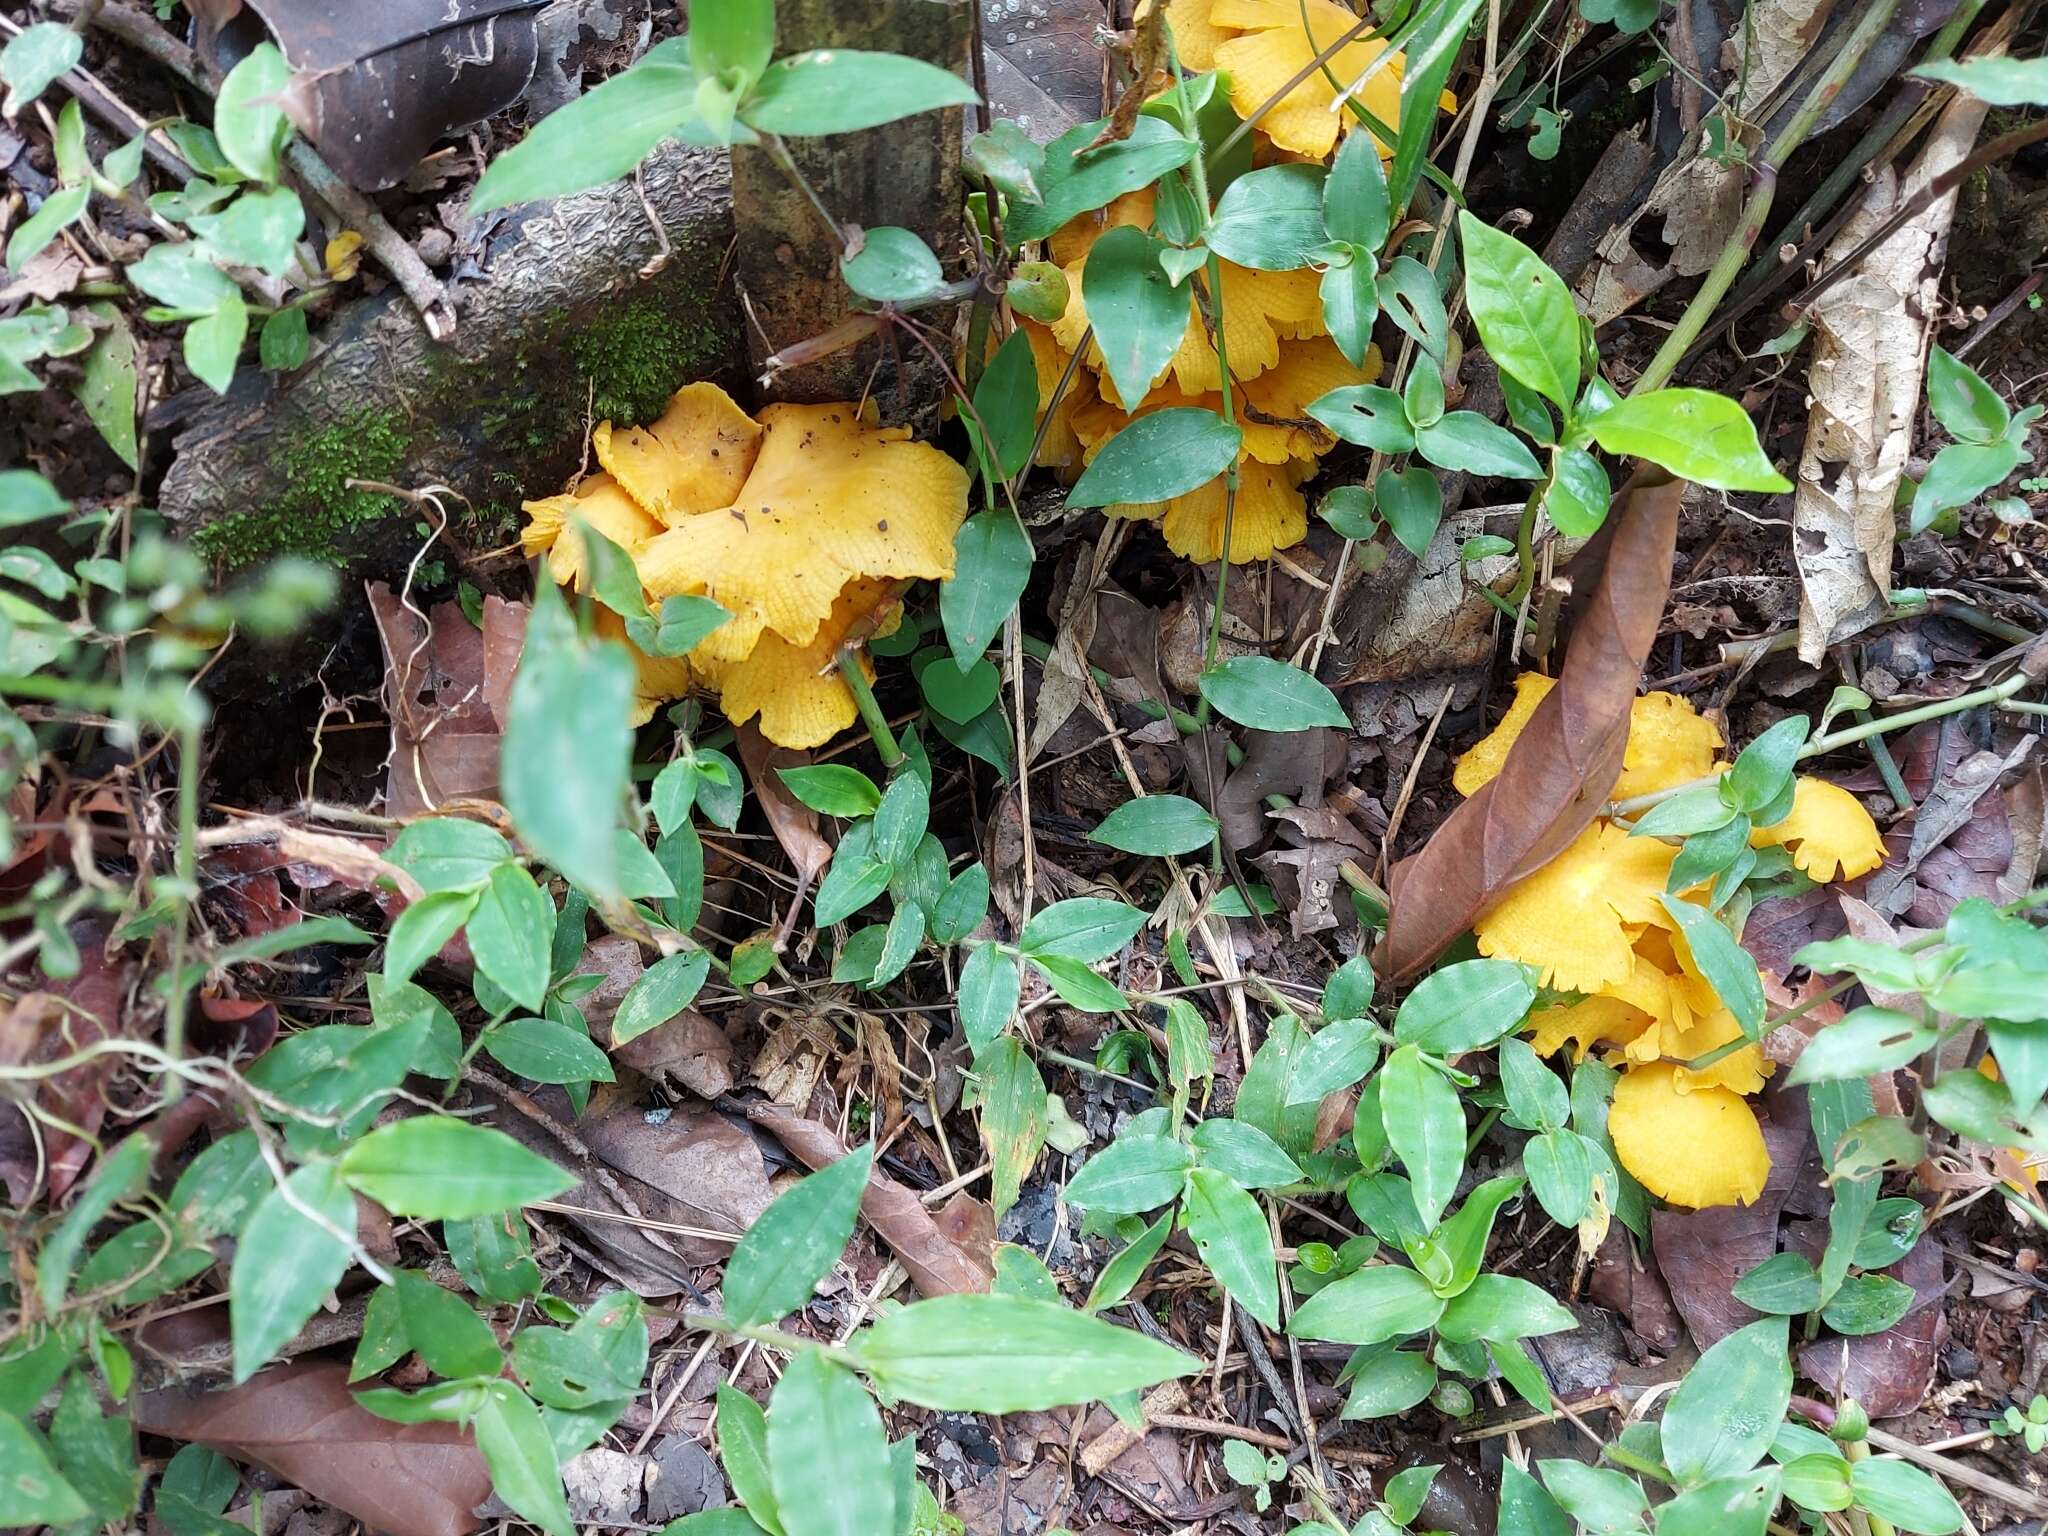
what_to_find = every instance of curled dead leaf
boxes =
[1377,477,1681,983]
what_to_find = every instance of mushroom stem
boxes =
[837,649,904,768]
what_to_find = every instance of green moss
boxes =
[567,292,729,427]
[193,408,410,568]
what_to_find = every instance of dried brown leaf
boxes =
[735,726,831,943]
[610,1009,735,1099]
[134,1361,492,1536]
[1377,478,1682,983]
[747,1101,991,1297]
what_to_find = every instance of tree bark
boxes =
[730,0,975,413]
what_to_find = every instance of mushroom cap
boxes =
[697,578,901,751]
[1213,0,1408,160]
[1750,777,1886,882]
[1616,691,1724,799]
[1474,820,1677,993]
[1105,456,1315,564]
[592,382,764,525]
[520,474,663,592]
[634,402,968,664]
[1609,1063,1771,1210]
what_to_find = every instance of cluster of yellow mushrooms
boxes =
[1456,676,1886,1208]
[516,0,1888,1214]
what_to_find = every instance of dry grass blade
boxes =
[1377,476,1681,983]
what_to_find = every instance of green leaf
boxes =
[1780,1454,1854,1512]
[1661,1317,1792,1486]
[189,185,305,277]
[1787,1007,1935,1085]
[183,294,249,396]
[768,1351,895,1536]
[1458,212,1580,409]
[37,1131,154,1312]
[1925,346,2010,444]
[469,863,554,1013]
[856,1292,1199,1412]
[214,43,292,183]
[929,862,990,945]
[1084,224,1192,407]
[0,469,66,528]
[230,1161,357,1382]
[1498,1462,1572,1536]
[0,1410,89,1525]
[472,56,727,211]
[1911,55,2048,106]
[1656,895,1765,1039]
[1547,446,1611,537]
[474,1382,574,1536]
[871,771,930,868]
[1087,1211,1174,1312]
[258,305,309,372]
[1652,1470,1781,1536]
[393,1270,503,1378]
[1030,953,1130,1012]
[1190,1119,1303,1188]
[50,1371,139,1523]
[1433,1272,1577,1343]
[1,22,82,112]
[1197,655,1346,731]
[1324,129,1391,251]
[1912,434,2026,531]
[1499,1037,1571,1132]
[1584,390,1792,492]
[1066,1135,1193,1213]
[958,942,1021,1051]
[1318,255,1383,372]
[483,1015,614,1086]
[381,888,479,991]
[978,1037,1048,1219]
[840,226,943,304]
[1415,411,1545,479]
[1306,385,1415,454]
[1820,1273,1916,1336]
[965,118,1044,203]
[1183,1167,1278,1327]
[1394,957,1535,1053]
[1207,164,1327,270]
[1730,1251,1823,1314]
[941,510,1033,672]
[1524,1128,1595,1226]
[1381,254,1451,362]
[338,1117,575,1219]
[446,1212,544,1304]
[1387,0,1483,214]
[1539,1460,1648,1534]
[5,184,88,273]
[724,1145,873,1326]
[689,0,774,85]
[714,1385,785,1536]
[1340,1345,1438,1420]
[971,329,1039,482]
[612,951,712,1045]
[1726,715,1807,814]
[743,49,979,135]
[502,585,636,901]
[1068,408,1242,507]
[1021,897,1147,961]
[1849,1459,1964,1534]
[1004,116,1196,244]
[1323,955,1376,1019]
[1089,795,1218,856]
[1380,1044,1465,1228]
[1289,1262,1445,1344]
[1403,351,1446,430]
[1377,465,1445,558]
[1285,1018,1380,1104]
[388,816,513,892]
[776,764,882,818]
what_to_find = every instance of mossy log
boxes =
[157,143,742,574]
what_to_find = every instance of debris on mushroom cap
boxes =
[1212,0,1415,160]
[519,385,967,749]
[1608,1063,1771,1210]
[1473,820,1676,993]
[592,382,765,525]
[1750,776,1886,882]
[634,401,966,666]
[521,474,664,592]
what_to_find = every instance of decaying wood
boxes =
[1793,84,1989,661]
[157,143,742,574]
[729,0,974,410]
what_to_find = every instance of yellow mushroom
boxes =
[591,381,764,525]
[1212,0,1413,160]
[1609,1063,1771,1210]
[1750,777,1886,882]
[1473,820,1677,994]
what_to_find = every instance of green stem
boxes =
[1601,1440,1675,1485]
[160,714,201,1104]
[1506,472,1553,609]
[837,651,903,769]
[1632,0,1904,393]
